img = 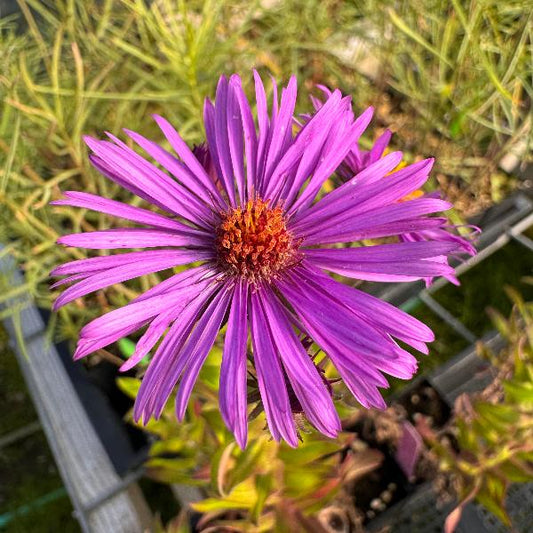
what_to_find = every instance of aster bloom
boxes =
[310,86,478,286]
[52,72,467,448]
[310,86,478,287]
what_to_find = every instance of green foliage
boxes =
[2,2,532,530]
[366,1,532,152]
[118,375,385,532]
[355,0,532,212]
[428,289,533,531]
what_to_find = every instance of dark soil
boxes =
[397,380,451,429]
[351,456,409,524]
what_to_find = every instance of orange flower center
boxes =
[215,199,300,283]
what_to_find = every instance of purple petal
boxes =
[52,191,208,234]
[287,106,374,215]
[276,275,400,409]
[303,217,447,245]
[298,197,452,243]
[229,75,257,198]
[299,262,434,347]
[305,241,458,282]
[134,283,219,422]
[259,288,341,438]
[120,273,218,371]
[118,327,168,372]
[280,99,350,207]
[264,89,344,201]
[79,282,209,342]
[306,240,459,261]
[280,299,388,408]
[253,71,270,192]
[369,129,393,162]
[174,285,232,420]
[277,274,407,361]
[291,151,404,230]
[293,158,434,233]
[278,268,422,379]
[51,249,194,277]
[58,228,212,250]
[220,281,249,448]
[50,272,90,289]
[89,154,171,214]
[74,305,160,360]
[151,114,226,207]
[404,225,477,257]
[53,249,209,310]
[132,265,214,303]
[263,76,297,182]
[213,76,237,206]
[85,136,214,228]
[335,358,388,409]
[226,77,246,203]
[250,290,298,447]
[74,321,148,361]
[122,128,222,209]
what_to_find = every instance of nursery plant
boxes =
[422,288,533,532]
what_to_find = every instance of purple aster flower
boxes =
[310,86,478,286]
[52,72,468,448]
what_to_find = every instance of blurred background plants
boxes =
[421,289,533,532]
[118,364,386,533]
[355,0,532,214]
[115,290,533,533]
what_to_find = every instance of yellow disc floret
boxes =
[216,198,300,283]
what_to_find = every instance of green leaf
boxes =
[198,344,223,389]
[116,377,141,399]
[146,457,204,485]
[486,307,510,338]
[449,111,466,139]
[387,8,453,68]
[251,473,273,522]
[118,337,136,357]
[503,381,533,403]
[498,461,533,483]
[476,479,511,527]
[192,479,258,513]
[227,439,269,491]
[278,438,342,466]
[150,436,187,457]
[475,402,519,429]
[284,468,328,497]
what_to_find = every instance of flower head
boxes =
[345,137,478,287]
[52,72,471,448]
[309,86,478,286]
